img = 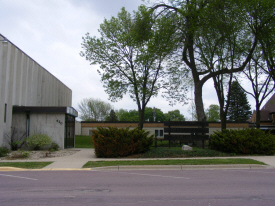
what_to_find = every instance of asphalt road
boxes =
[0,169,275,206]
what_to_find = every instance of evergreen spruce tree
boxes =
[227,81,252,122]
[105,109,118,122]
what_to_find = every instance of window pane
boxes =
[155,130,158,136]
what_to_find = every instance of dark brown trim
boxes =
[12,106,78,117]
[13,106,67,114]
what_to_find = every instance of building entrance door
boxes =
[64,114,75,148]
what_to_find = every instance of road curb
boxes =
[0,164,272,172]
[0,167,28,171]
[0,167,92,171]
[90,164,271,171]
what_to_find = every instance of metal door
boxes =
[64,114,75,148]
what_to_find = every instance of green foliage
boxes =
[131,5,154,43]
[144,107,165,122]
[116,109,139,121]
[26,133,52,150]
[49,142,59,151]
[227,81,252,121]
[0,147,9,157]
[104,109,118,122]
[210,128,275,155]
[83,158,264,168]
[206,104,220,121]
[92,127,154,158]
[0,162,53,169]
[116,107,166,122]
[128,147,236,158]
[164,109,185,121]
[81,6,184,129]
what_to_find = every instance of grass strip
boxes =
[75,135,94,148]
[0,162,53,169]
[127,147,237,158]
[83,158,265,168]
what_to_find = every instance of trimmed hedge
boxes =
[209,128,275,155]
[92,127,154,158]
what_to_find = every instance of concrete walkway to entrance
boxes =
[42,148,96,169]
[1,148,275,170]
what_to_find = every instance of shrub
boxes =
[49,142,59,151]
[4,127,26,150]
[92,127,154,158]
[26,133,52,150]
[209,128,275,155]
[0,147,9,157]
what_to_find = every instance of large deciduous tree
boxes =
[80,7,182,129]
[144,107,165,122]
[116,109,139,122]
[141,0,259,122]
[251,0,275,82]
[78,98,113,121]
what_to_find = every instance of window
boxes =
[4,104,7,123]
[155,129,164,137]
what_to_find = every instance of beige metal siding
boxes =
[0,35,72,146]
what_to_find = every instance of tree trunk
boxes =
[138,107,145,130]
[220,110,227,131]
[255,102,261,129]
[194,82,206,122]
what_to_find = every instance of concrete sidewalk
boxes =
[42,148,96,169]
[42,149,275,170]
[1,148,275,170]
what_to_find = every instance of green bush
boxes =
[26,133,52,150]
[210,128,275,155]
[92,127,154,158]
[49,142,59,151]
[0,147,9,157]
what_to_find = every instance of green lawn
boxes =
[126,147,237,158]
[75,135,94,148]
[83,158,265,168]
[0,162,53,169]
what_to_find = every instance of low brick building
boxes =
[80,121,250,138]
